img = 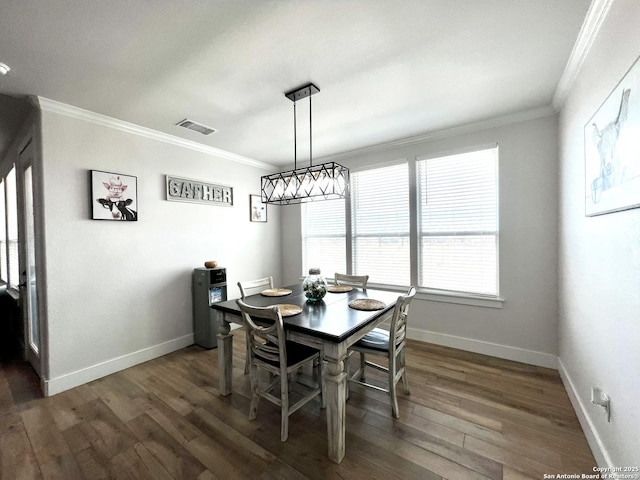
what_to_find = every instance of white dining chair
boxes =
[334,273,369,289]
[347,286,416,418]
[236,299,324,441]
[238,276,274,298]
[238,276,275,373]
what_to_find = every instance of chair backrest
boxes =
[236,299,287,369]
[238,276,274,298]
[334,273,369,289]
[389,287,416,356]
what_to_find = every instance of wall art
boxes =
[585,54,640,216]
[250,194,267,222]
[166,175,233,206]
[91,170,138,221]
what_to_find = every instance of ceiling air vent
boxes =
[175,118,217,135]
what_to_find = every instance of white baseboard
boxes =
[407,328,558,369]
[43,334,194,396]
[557,358,611,469]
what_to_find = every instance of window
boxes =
[417,147,498,296]
[351,163,410,286]
[6,168,19,288]
[302,199,346,278]
[300,146,499,300]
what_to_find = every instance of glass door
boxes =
[19,140,41,375]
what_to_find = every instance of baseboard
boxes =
[407,328,558,369]
[557,358,611,469]
[43,334,194,396]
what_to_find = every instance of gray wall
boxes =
[38,107,282,394]
[558,0,640,467]
[282,112,560,367]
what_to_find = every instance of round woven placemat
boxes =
[261,288,292,297]
[348,298,386,311]
[275,304,303,316]
[328,285,353,293]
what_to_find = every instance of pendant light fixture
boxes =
[261,83,349,205]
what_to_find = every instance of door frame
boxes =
[15,121,48,387]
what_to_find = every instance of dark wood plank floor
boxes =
[0,330,597,479]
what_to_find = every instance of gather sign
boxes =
[165,175,233,206]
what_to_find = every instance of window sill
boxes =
[368,283,504,309]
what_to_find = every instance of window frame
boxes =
[300,147,503,308]
[416,145,499,297]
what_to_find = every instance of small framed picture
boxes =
[91,170,138,221]
[250,194,267,222]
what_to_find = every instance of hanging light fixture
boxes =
[261,83,349,205]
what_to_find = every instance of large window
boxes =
[417,147,498,295]
[301,146,499,298]
[351,163,410,286]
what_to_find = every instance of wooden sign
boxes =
[166,175,233,206]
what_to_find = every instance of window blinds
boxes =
[417,147,498,295]
[6,168,19,288]
[302,199,346,278]
[351,163,410,286]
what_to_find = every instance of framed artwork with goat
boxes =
[91,170,138,221]
[585,54,640,216]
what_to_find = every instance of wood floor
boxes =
[0,331,597,479]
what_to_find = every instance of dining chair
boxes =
[347,286,416,418]
[238,276,274,373]
[236,299,324,441]
[238,276,274,298]
[334,273,369,289]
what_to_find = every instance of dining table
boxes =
[210,282,400,463]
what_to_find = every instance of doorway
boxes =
[17,138,42,377]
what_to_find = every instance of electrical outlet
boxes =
[591,387,611,422]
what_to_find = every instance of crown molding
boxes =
[552,0,616,111]
[33,96,274,170]
[318,105,556,163]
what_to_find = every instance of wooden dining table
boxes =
[210,283,400,463]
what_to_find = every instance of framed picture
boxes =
[585,54,640,216]
[250,194,267,222]
[91,170,138,221]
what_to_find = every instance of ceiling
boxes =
[0,1,592,166]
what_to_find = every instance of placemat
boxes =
[348,298,386,311]
[328,285,353,293]
[275,304,303,316]
[261,288,292,297]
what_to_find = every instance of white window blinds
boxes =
[6,168,19,288]
[302,199,346,278]
[417,147,498,295]
[351,163,410,286]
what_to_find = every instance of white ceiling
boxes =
[0,0,591,166]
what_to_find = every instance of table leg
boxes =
[217,320,233,396]
[325,357,347,463]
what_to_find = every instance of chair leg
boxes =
[244,350,250,374]
[359,352,366,381]
[280,372,289,441]
[401,350,410,395]
[316,356,326,409]
[344,354,350,401]
[249,365,259,420]
[389,355,399,418]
